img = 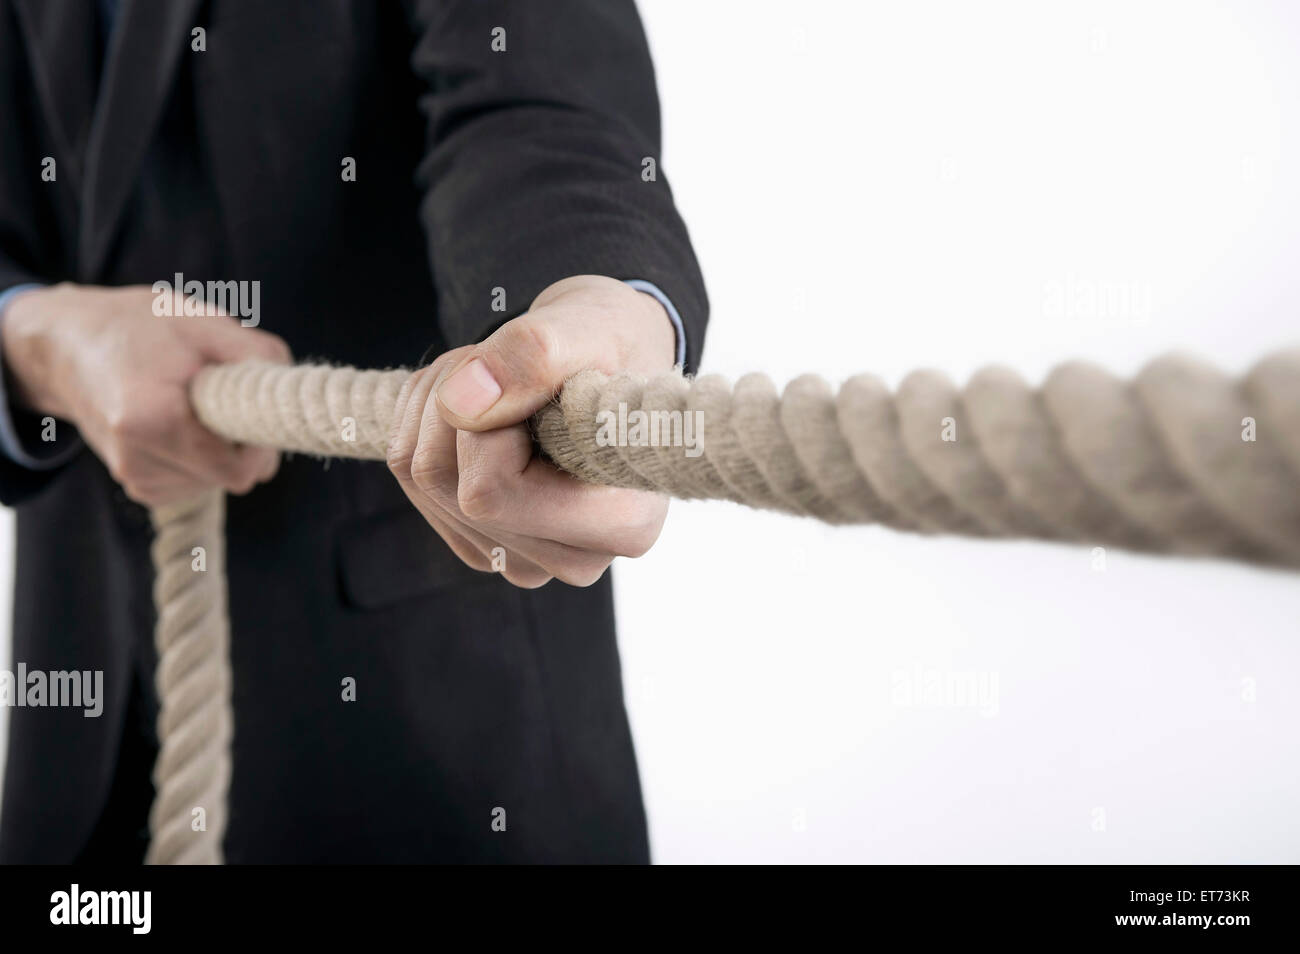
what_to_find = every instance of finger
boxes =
[455,425,667,557]
[388,358,553,587]
[387,348,476,477]
[257,450,281,483]
[411,468,556,588]
[415,494,556,588]
[402,490,495,574]
[435,508,555,588]
[433,306,634,432]
[408,385,565,586]
[154,411,280,494]
[444,479,615,587]
[387,363,441,485]
[185,316,293,365]
[386,364,424,452]
[447,466,616,588]
[226,446,279,494]
[115,448,211,507]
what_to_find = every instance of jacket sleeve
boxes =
[0,1,83,506]
[403,0,709,372]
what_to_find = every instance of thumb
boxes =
[433,309,617,432]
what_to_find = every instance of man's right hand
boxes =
[1,283,292,507]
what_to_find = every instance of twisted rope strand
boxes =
[147,350,1300,862]
[146,491,230,864]
[533,352,1300,567]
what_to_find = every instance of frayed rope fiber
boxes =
[148,350,1300,861]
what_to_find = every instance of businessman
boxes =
[0,0,707,862]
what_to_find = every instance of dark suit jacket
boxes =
[0,0,707,862]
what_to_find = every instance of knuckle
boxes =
[386,441,413,480]
[105,410,136,443]
[500,317,561,389]
[107,397,167,444]
[121,481,155,506]
[242,453,271,484]
[227,455,262,487]
[156,399,184,425]
[614,502,667,558]
[617,522,660,559]
[209,456,243,488]
[555,557,611,588]
[452,547,493,573]
[114,454,147,487]
[257,451,280,481]
[103,451,126,485]
[503,568,552,589]
[264,336,292,363]
[456,470,503,521]
[228,475,258,495]
[615,538,652,560]
[410,445,456,498]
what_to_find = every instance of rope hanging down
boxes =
[147,351,1300,861]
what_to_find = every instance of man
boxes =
[0,0,707,862]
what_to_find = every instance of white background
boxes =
[617,0,1300,862]
[3,0,1299,862]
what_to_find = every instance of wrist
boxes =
[630,289,677,371]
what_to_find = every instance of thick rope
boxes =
[146,350,1300,861]
[534,352,1300,568]
[144,365,406,864]
[145,491,230,864]
[190,362,410,460]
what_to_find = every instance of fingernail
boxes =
[437,358,501,419]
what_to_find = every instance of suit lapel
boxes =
[10,0,101,201]
[79,0,204,278]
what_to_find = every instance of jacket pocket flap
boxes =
[336,507,494,609]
